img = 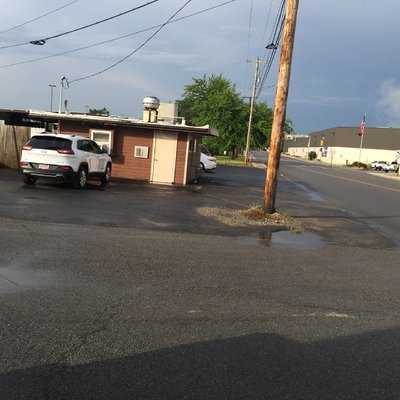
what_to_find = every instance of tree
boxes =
[88,107,110,117]
[179,75,247,157]
[179,74,294,157]
[250,102,274,149]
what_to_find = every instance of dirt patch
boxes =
[197,206,302,232]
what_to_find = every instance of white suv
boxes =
[20,133,112,189]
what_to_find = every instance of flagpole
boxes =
[358,133,364,164]
[358,113,366,164]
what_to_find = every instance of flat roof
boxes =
[0,108,218,137]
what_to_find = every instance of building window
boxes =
[90,130,113,154]
[134,146,149,159]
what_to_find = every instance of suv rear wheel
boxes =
[73,167,88,189]
[23,175,37,185]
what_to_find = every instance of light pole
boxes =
[58,76,69,114]
[48,84,56,112]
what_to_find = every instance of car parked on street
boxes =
[382,161,399,173]
[371,161,388,171]
[20,133,112,188]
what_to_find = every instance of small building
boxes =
[284,127,400,165]
[0,106,217,185]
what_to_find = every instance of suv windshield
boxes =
[28,136,72,151]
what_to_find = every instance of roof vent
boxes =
[143,96,160,123]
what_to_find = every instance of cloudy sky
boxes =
[0,0,398,133]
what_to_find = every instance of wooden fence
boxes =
[0,124,30,169]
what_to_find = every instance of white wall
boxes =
[287,146,400,166]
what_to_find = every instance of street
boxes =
[280,156,400,242]
[1,165,400,399]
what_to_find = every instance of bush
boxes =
[308,151,317,160]
[349,161,368,169]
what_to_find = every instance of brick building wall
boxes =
[112,128,153,181]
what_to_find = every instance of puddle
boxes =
[0,266,54,294]
[238,230,324,249]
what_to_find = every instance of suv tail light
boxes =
[20,161,30,168]
[57,149,75,155]
[22,145,32,151]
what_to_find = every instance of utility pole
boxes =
[245,57,261,164]
[48,84,56,112]
[264,0,299,213]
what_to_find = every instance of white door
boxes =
[151,133,177,184]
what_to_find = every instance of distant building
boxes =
[284,127,400,165]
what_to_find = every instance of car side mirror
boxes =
[101,145,109,154]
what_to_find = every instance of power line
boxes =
[256,14,284,99]
[260,0,275,47]
[0,0,80,35]
[0,0,239,70]
[69,0,193,84]
[0,0,162,50]
[255,0,284,84]
[246,0,254,60]
[255,0,285,98]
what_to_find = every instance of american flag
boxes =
[360,113,367,136]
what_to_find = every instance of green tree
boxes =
[88,107,110,117]
[250,102,274,149]
[179,75,247,157]
[179,74,294,157]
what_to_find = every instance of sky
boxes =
[0,0,399,133]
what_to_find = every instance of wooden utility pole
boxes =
[264,0,299,212]
[245,57,260,165]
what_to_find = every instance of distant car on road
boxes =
[20,133,112,189]
[371,161,388,171]
[382,161,399,173]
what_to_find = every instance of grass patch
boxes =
[216,155,247,167]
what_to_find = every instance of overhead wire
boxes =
[0,0,239,70]
[69,0,193,84]
[0,0,162,50]
[256,0,285,99]
[260,0,275,47]
[256,16,284,99]
[0,0,80,35]
[246,0,254,61]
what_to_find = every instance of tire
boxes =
[73,166,88,189]
[200,162,205,171]
[23,175,37,185]
[100,163,112,188]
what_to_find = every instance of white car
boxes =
[371,161,387,171]
[20,133,112,189]
[382,161,399,173]
[200,152,217,171]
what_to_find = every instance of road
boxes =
[253,151,400,242]
[1,166,400,399]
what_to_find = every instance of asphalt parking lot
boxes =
[0,166,269,236]
[2,165,400,399]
